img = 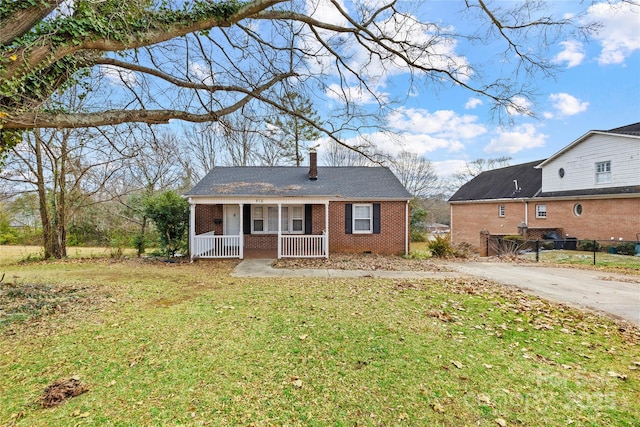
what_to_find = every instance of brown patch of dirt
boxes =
[40,377,89,407]
[274,253,452,272]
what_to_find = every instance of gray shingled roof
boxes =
[448,160,544,202]
[603,122,640,136]
[186,166,412,199]
[538,185,640,198]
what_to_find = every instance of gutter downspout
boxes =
[405,200,409,255]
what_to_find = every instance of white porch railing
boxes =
[280,234,327,258]
[192,233,241,258]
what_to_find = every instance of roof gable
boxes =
[186,166,412,200]
[537,121,640,168]
[448,160,543,202]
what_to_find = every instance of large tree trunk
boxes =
[34,129,65,259]
[34,130,53,258]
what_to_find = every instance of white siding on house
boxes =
[540,133,640,192]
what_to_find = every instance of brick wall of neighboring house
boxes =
[527,197,640,241]
[450,201,527,251]
[328,200,408,255]
[452,196,640,252]
[194,204,222,235]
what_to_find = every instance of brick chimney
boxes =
[309,151,318,180]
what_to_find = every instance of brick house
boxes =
[449,122,640,253]
[185,153,412,259]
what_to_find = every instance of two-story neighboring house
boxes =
[449,122,640,251]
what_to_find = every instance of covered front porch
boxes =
[188,198,329,259]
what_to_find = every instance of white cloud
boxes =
[553,40,585,68]
[586,1,640,65]
[464,98,483,109]
[548,93,589,117]
[325,83,386,105]
[386,108,487,140]
[484,124,547,154]
[99,65,138,86]
[189,62,214,85]
[506,96,533,117]
[302,0,471,91]
[434,159,468,178]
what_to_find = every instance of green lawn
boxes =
[1,249,639,426]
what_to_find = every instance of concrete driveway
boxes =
[447,262,640,326]
[232,259,640,325]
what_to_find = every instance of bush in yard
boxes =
[577,240,599,252]
[427,234,456,257]
[614,242,636,256]
[143,191,190,258]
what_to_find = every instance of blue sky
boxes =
[310,1,640,177]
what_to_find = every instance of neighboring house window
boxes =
[252,205,303,234]
[353,204,373,233]
[595,161,611,184]
[498,205,505,217]
[573,203,583,217]
[536,204,547,218]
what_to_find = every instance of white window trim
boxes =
[352,203,373,234]
[498,205,505,217]
[595,160,611,184]
[251,205,304,234]
[535,204,547,219]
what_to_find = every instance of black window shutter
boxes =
[243,204,251,234]
[373,203,381,234]
[305,204,313,235]
[345,203,352,234]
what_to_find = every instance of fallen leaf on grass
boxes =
[298,334,308,340]
[451,360,464,369]
[431,402,445,413]
[292,378,303,388]
[495,418,507,427]
[478,394,491,405]
[608,371,628,381]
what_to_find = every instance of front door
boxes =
[223,205,241,235]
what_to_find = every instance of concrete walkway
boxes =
[231,258,459,279]
[232,259,640,325]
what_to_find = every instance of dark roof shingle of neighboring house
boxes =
[603,122,640,136]
[186,166,413,199]
[448,160,544,202]
[538,185,640,198]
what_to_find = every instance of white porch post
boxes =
[277,203,282,259]
[324,201,329,258]
[239,203,244,259]
[189,201,195,261]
